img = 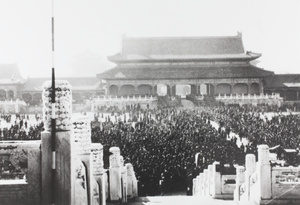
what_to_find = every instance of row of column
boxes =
[107,82,262,96]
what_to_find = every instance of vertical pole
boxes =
[51,68,56,205]
[51,0,56,204]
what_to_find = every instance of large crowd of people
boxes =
[0,113,44,140]
[210,105,300,151]
[0,100,299,195]
[91,106,246,195]
[90,103,300,195]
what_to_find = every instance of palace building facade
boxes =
[99,33,274,97]
[0,64,102,106]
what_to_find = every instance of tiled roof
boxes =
[20,77,100,92]
[98,64,273,80]
[108,34,261,62]
[264,74,300,88]
[0,64,24,84]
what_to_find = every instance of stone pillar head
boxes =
[258,144,270,165]
[72,116,91,155]
[91,143,104,175]
[236,166,245,184]
[126,163,134,176]
[245,154,256,174]
[212,162,220,173]
[42,80,72,132]
[109,147,121,168]
[109,147,120,155]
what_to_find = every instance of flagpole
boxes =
[51,0,56,204]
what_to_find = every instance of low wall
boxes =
[215,94,283,106]
[0,141,41,205]
[193,162,236,199]
[271,167,300,200]
[221,175,236,194]
[235,145,300,205]
[0,100,27,114]
[0,180,27,205]
[92,95,158,110]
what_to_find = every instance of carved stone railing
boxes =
[108,147,138,203]
[91,143,107,205]
[0,141,41,205]
[234,166,245,202]
[93,95,157,102]
[215,93,282,100]
[74,159,88,205]
[271,166,300,199]
[91,95,158,111]
[0,99,27,105]
[193,161,236,199]
[0,99,27,113]
[234,145,300,205]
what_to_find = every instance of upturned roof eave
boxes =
[107,55,260,64]
[99,73,273,81]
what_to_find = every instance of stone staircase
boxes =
[180,99,195,109]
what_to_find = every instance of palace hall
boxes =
[0,64,101,106]
[99,33,274,97]
[0,33,300,107]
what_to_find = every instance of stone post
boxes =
[91,143,106,205]
[126,163,134,198]
[41,131,52,205]
[199,173,204,196]
[120,156,127,203]
[208,164,213,196]
[41,131,76,205]
[203,169,208,196]
[74,158,88,205]
[27,143,42,205]
[56,131,76,205]
[73,117,93,205]
[258,145,271,201]
[41,80,77,205]
[109,147,122,201]
[211,162,221,198]
[196,175,200,195]
[103,170,109,201]
[234,166,245,202]
[193,178,196,195]
[132,175,138,197]
[245,154,256,200]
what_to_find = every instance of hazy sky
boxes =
[0,0,299,78]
